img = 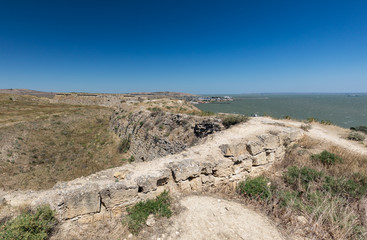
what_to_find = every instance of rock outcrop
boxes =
[2,118,303,225]
[110,108,223,161]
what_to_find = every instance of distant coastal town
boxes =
[190,96,233,104]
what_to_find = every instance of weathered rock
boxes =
[169,159,201,182]
[246,140,264,155]
[266,152,276,163]
[110,110,223,162]
[136,169,171,193]
[220,143,248,157]
[261,134,279,150]
[189,177,203,192]
[179,180,191,192]
[219,144,234,157]
[252,152,267,166]
[213,160,233,178]
[99,182,138,209]
[194,122,221,138]
[146,214,156,227]
[232,158,252,174]
[62,184,101,220]
[113,170,130,180]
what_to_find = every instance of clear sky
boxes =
[1,0,366,94]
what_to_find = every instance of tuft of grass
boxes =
[221,114,248,128]
[307,117,318,123]
[0,205,56,240]
[320,120,332,125]
[237,176,271,200]
[125,191,172,234]
[118,135,131,153]
[311,150,343,167]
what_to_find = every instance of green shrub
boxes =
[128,155,135,163]
[348,131,365,141]
[284,166,323,189]
[0,205,56,240]
[221,115,248,128]
[300,124,311,131]
[189,111,215,116]
[320,120,332,125]
[237,176,271,199]
[126,191,172,234]
[311,150,343,166]
[350,126,367,134]
[118,136,131,153]
[323,175,367,199]
[283,115,291,120]
[307,117,318,123]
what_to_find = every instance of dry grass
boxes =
[239,136,367,240]
[0,94,128,191]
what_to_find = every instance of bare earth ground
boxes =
[143,195,285,240]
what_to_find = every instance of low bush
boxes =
[307,117,318,123]
[237,176,271,200]
[189,111,216,116]
[348,131,365,141]
[126,191,172,234]
[221,115,248,128]
[311,150,343,166]
[300,124,311,131]
[0,205,56,240]
[284,166,323,189]
[323,174,367,199]
[350,126,367,134]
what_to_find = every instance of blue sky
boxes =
[0,0,366,94]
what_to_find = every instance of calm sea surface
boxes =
[196,94,367,128]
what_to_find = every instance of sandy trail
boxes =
[145,195,284,240]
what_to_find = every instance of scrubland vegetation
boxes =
[125,191,172,234]
[0,205,56,240]
[0,94,126,190]
[237,136,367,239]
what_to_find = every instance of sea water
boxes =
[196,94,367,128]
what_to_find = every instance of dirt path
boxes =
[250,117,367,155]
[145,195,285,240]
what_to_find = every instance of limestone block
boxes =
[136,169,171,193]
[200,161,215,174]
[252,152,267,166]
[267,152,276,163]
[62,184,101,220]
[189,177,203,192]
[275,146,285,160]
[246,140,264,155]
[168,159,201,182]
[201,175,215,184]
[219,144,234,157]
[261,134,279,150]
[99,182,138,209]
[232,158,252,174]
[213,160,234,177]
[179,180,191,192]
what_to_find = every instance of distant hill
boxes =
[129,91,197,97]
[0,89,57,98]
